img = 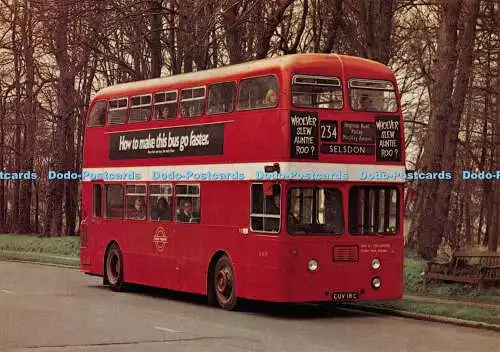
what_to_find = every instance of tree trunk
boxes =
[19,0,35,233]
[45,0,74,236]
[0,95,5,232]
[255,0,294,59]
[149,0,163,78]
[434,0,480,251]
[414,0,462,259]
[12,0,22,232]
[357,0,395,64]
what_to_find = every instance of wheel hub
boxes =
[216,268,232,301]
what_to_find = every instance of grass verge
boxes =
[0,234,79,256]
[354,298,500,326]
[0,234,79,267]
[0,250,79,267]
[404,257,500,302]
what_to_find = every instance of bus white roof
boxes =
[94,54,390,99]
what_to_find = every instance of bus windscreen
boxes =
[287,187,344,234]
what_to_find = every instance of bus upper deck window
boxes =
[180,87,205,117]
[107,98,128,124]
[154,91,177,119]
[129,94,151,122]
[291,75,343,109]
[349,79,397,112]
[208,82,236,115]
[237,75,278,111]
[87,101,107,126]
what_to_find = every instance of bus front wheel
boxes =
[104,243,124,292]
[213,255,237,310]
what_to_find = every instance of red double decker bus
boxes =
[80,54,405,310]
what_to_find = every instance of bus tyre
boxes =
[104,243,124,292]
[213,255,237,310]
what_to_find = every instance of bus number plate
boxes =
[331,292,359,301]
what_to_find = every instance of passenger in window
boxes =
[153,197,171,220]
[177,199,199,223]
[182,106,190,117]
[267,193,280,215]
[160,107,170,119]
[132,197,146,219]
[359,94,375,110]
[288,198,300,225]
[263,88,277,106]
[288,212,299,225]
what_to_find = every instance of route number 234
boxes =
[320,122,337,142]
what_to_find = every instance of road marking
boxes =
[0,289,13,294]
[155,326,181,333]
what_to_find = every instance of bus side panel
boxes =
[200,182,287,301]
[193,182,249,296]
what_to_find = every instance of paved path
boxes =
[0,261,499,352]
[404,294,500,309]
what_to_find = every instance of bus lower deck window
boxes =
[175,184,200,223]
[105,184,124,219]
[93,184,102,217]
[126,184,147,220]
[287,188,343,234]
[250,183,280,233]
[348,187,398,234]
[150,184,173,221]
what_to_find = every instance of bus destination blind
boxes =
[290,111,319,159]
[109,123,224,159]
[375,116,401,161]
[341,121,375,144]
[319,120,375,156]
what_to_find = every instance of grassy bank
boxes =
[357,298,500,326]
[0,234,79,257]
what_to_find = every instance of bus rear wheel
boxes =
[213,255,237,310]
[104,243,124,292]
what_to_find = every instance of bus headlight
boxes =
[308,259,319,272]
[371,258,381,270]
[372,277,381,289]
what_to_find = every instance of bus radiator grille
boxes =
[333,246,359,262]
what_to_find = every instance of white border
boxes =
[82,163,406,182]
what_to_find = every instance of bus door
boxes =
[243,182,283,299]
[88,181,104,270]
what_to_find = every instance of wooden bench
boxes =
[423,251,500,291]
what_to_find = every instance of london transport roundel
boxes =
[153,226,168,252]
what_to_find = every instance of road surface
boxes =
[0,261,498,352]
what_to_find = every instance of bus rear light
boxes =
[371,277,381,289]
[371,258,381,269]
[333,246,358,262]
